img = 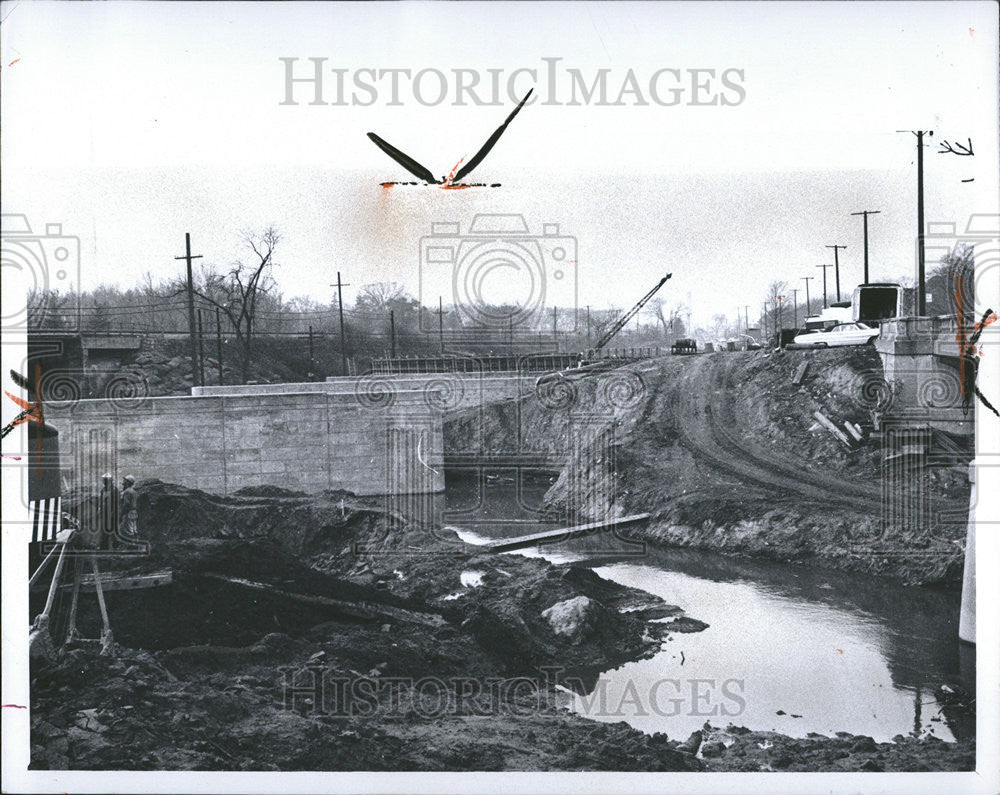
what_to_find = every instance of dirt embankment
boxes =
[695,723,974,772]
[446,349,972,585]
[33,483,710,771]
[33,474,976,772]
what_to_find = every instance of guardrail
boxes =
[370,347,665,374]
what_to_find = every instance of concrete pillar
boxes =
[959,459,976,644]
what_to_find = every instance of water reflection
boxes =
[442,472,974,743]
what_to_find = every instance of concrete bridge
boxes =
[43,320,975,502]
[874,314,976,437]
[44,371,533,498]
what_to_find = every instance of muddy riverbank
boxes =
[446,349,972,585]
[28,479,975,772]
[31,483,705,771]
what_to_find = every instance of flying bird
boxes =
[367,89,533,186]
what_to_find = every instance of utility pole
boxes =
[437,296,445,353]
[331,272,351,376]
[196,309,205,387]
[825,245,847,302]
[389,310,396,358]
[897,129,932,313]
[816,264,832,308]
[791,288,799,329]
[743,305,750,336]
[174,233,203,386]
[850,210,881,285]
[308,325,315,378]
[802,276,813,317]
[215,307,224,385]
[916,132,928,315]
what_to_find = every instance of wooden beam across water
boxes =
[480,513,651,553]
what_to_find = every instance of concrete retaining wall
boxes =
[45,391,444,497]
[874,314,973,435]
[193,372,530,411]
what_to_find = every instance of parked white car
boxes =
[793,322,878,348]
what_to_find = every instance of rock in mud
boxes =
[541,596,609,645]
[661,616,710,633]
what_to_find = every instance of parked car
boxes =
[792,322,879,348]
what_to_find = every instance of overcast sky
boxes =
[2,1,997,326]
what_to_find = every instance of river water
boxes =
[443,472,974,744]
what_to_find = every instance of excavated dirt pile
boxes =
[32,482,712,771]
[29,347,977,771]
[446,349,972,584]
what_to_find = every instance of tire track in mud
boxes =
[671,355,883,513]
[711,356,885,509]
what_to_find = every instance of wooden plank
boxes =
[55,570,173,593]
[480,513,651,553]
[813,411,852,447]
[792,361,810,385]
[843,420,864,442]
[202,573,448,628]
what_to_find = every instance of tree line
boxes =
[27,227,696,382]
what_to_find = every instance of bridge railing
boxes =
[877,314,960,341]
[369,347,664,374]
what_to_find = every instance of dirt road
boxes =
[674,354,884,513]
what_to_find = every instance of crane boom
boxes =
[594,273,672,350]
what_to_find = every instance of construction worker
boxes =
[119,475,139,542]
[97,472,120,550]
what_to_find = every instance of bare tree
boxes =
[355,281,408,311]
[193,227,280,384]
[590,307,623,347]
[27,288,72,330]
[765,280,789,336]
[710,313,732,341]
[927,243,974,316]
[645,297,669,336]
